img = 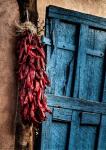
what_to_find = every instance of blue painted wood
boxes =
[85,27,106,102]
[78,125,97,150]
[53,108,72,122]
[103,74,106,102]
[40,6,106,150]
[41,107,71,150]
[40,107,53,150]
[50,121,69,150]
[74,25,106,103]
[41,35,76,51]
[46,19,77,96]
[98,115,106,150]
[41,95,103,150]
[86,48,104,58]
[74,24,88,99]
[68,111,80,150]
[47,6,106,30]
[80,112,100,125]
[72,23,106,149]
[47,94,106,114]
[69,111,97,150]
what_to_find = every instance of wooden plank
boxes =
[56,42,75,52]
[77,125,97,149]
[47,6,106,25]
[48,12,106,30]
[47,6,106,30]
[65,59,74,97]
[45,18,56,94]
[41,109,70,150]
[40,107,53,150]
[47,94,106,114]
[98,115,106,150]
[44,7,106,150]
[80,112,101,125]
[103,89,106,102]
[52,19,78,96]
[74,24,88,99]
[41,36,75,51]
[68,112,98,150]
[86,28,106,102]
[48,13,106,30]
[51,119,69,150]
[86,48,104,57]
[72,25,106,102]
[53,108,72,122]
[103,74,106,102]
[68,111,80,150]
[46,19,76,96]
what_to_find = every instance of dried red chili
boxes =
[17,29,51,126]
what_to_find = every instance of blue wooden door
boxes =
[40,6,106,150]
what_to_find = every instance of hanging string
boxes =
[26,9,29,22]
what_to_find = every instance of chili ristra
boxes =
[17,28,51,126]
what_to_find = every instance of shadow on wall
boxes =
[17,0,38,25]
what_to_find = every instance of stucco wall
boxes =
[0,0,106,149]
[0,0,19,149]
[37,0,106,21]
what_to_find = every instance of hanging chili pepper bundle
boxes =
[16,21,51,126]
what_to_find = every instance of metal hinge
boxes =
[41,36,51,45]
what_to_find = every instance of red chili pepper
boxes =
[40,57,45,70]
[36,46,45,59]
[17,29,51,125]
[35,81,40,92]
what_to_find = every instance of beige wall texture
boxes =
[0,0,19,149]
[0,0,106,149]
[37,0,106,21]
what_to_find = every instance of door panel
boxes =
[98,115,106,150]
[56,21,77,49]
[72,24,106,149]
[40,6,106,150]
[69,111,98,150]
[46,19,79,97]
[85,27,106,101]
[41,107,71,150]
[74,25,106,101]
[41,95,106,150]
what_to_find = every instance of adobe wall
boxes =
[0,0,19,149]
[37,0,106,21]
[0,0,105,149]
